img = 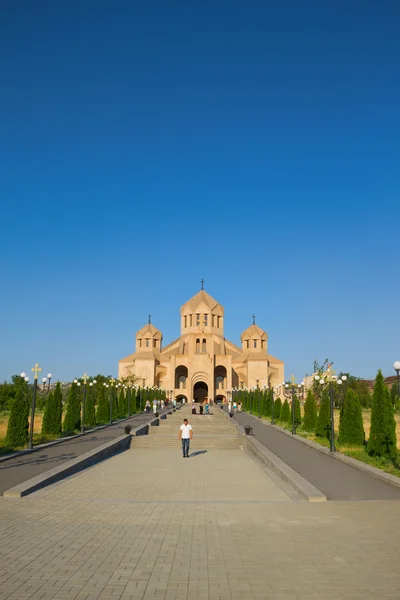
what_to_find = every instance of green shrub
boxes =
[368,370,397,459]
[274,397,282,420]
[303,390,317,432]
[280,399,290,422]
[290,395,301,428]
[96,385,109,424]
[42,382,63,436]
[338,388,365,446]
[6,379,30,447]
[84,386,96,429]
[63,383,81,432]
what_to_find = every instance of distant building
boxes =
[119,288,284,402]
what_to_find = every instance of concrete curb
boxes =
[242,413,400,490]
[3,434,131,498]
[231,420,326,502]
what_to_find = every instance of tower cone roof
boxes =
[180,290,223,314]
[136,323,162,338]
[240,323,267,341]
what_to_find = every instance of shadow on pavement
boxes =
[189,450,207,458]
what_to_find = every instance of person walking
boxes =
[179,418,193,458]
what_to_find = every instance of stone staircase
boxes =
[130,405,244,450]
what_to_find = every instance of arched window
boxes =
[153,339,157,348]
[184,316,187,328]
[196,338,200,353]
[202,338,206,353]
[253,340,257,348]
[139,339,142,347]
[246,340,249,348]
[145,339,149,348]
[204,314,208,326]
[178,375,186,389]
[196,314,200,326]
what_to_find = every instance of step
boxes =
[130,437,244,449]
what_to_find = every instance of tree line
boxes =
[236,369,398,460]
[3,375,167,450]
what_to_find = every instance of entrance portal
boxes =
[193,381,208,402]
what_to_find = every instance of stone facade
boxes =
[118,289,284,401]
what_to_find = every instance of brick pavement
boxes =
[1,407,400,599]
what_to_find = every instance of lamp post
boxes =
[21,364,52,450]
[394,361,400,398]
[108,377,117,424]
[74,374,97,433]
[282,376,305,435]
[314,367,347,452]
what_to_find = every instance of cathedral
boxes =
[118,288,284,402]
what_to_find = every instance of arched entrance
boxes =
[176,394,188,404]
[215,394,225,404]
[193,381,208,402]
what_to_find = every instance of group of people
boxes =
[191,399,211,415]
[145,397,177,414]
[228,400,242,413]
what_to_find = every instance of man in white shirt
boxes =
[179,418,193,458]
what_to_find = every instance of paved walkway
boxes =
[233,411,400,501]
[2,407,400,599]
[0,409,171,495]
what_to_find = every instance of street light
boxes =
[314,367,347,452]
[282,376,305,435]
[21,364,52,450]
[74,374,97,433]
[393,361,400,398]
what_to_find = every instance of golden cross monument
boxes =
[82,373,89,384]
[325,365,336,381]
[110,377,116,386]
[31,363,42,380]
[290,374,297,386]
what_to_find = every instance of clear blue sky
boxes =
[1,0,399,383]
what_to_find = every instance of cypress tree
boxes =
[303,390,318,432]
[84,386,96,428]
[41,382,63,436]
[316,386,330,438]
[6,379,30,447]
[368,370,397,458]
[111,387,118,420]
[274,397,282,420]
[42,391,54,435]
[385,386,397,459]
[265,390,272,417]
[390,381,399,408]
[96,385,109,423]
[290,395,302,428]
[280,399,290,422]
[63,383,81,432]
[338,388,365,446]
[54,381,63,434]
[118,388,126,418]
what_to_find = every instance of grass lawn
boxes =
[0,410,64,455]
